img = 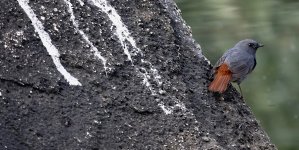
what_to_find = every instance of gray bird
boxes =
[208,39,264,96]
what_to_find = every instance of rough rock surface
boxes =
[0,0,276,149]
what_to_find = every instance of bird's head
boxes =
[235,39,264,54]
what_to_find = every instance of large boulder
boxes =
[0,0,276,149]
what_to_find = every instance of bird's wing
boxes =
[227,53,255,83]
[213,49,231,71]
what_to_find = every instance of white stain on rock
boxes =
[77,0,84,6]
[89,0,142,62]
[88,0,189,115]
[17,0,82,86]
[65,0,108,71]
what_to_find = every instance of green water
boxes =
[176,0,299,149]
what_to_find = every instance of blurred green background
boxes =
[175,0,299,149]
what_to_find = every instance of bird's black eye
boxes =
[248,43,254,47]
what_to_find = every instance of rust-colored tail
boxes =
[208,63,232,93]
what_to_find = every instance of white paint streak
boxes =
[93,120,99,124]
[175,102,187,112]
[158,103,173,115]
[53,23,59,31]
[52,57,82,85]
[65,0,108,71]
[141,59,163,86]
[85,132,92,138]
[158,100,188,115]
[139,68,151,88]
[0,91,2,96]
[17,0,82,86]
[89,0,142,62]
[74,137,82,143]
[89,0,189,115]
[203,55,211,66]
[136,65,189,115]
[77,0,84,6]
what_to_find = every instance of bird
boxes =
[208,39,264,96]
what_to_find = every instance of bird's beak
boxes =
[258,43,264,48]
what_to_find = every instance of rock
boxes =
[0,0,276,149]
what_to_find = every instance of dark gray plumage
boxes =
[209,39,263,95]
